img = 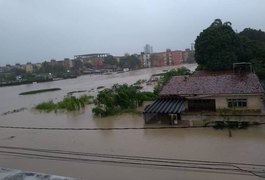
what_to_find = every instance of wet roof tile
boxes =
[160,71,265,96]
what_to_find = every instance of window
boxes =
[188,99,216,111]
[227,99,247,108]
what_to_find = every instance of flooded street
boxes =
[0,64,265,180]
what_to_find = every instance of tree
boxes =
[239,28,265,79]
[239,28,265,43]
[210,18,223,27]
[239,28,265,60]
[195,19,242,71]
[37,61,67,76]
[104,55,118,66]
[92,83,156,117]
[119,55,141,69]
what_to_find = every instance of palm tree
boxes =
[211,19,223,27]
[223,21,232,26]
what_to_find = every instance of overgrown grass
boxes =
[35,95,93,112]
[19,88,61,95]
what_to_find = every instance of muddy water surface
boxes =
[0,64,265,180]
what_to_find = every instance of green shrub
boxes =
[92,83,157,117]
[35,95,93,112]
[35,101,57,112]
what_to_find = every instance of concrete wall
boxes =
[184,94,263,111]
[214,94,263,111]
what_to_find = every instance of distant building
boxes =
[143,44,153,68]
[34,63,42,70]
[74,53,109,60]
[151,49,185,67]
[25,62,33,73]
[14,63,23,69]
[151,52,166,67]
[114,56,122,64]
[63,58,73,69]
[182,49,190,63]
[74,53,109,69]
[0,66,4,73]
[171,50,184,65]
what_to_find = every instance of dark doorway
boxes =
[188,99,216,111]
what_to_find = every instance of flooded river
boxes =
[0,64,265,180]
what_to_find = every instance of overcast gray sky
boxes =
[0,0,264,66]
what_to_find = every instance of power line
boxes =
[0,146,264,178]
[0,146,264,168]
[0,125,206,131]
[0,123,264,131]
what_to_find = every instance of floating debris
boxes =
[7,136,15,140]
[97,86,105,89]
[19,88,61,95]
[2,108,27,116]
[67,90,87,95]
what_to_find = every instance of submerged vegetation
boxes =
[2,107,27,116]
[34,79,157,115]
[35,95,93,112]
[92,83,156,117]
[19,88,61,95]
[213,108,250,130]
[213,121,249,129]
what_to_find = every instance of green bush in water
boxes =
[35,95,93,112]
[35,101,57,112]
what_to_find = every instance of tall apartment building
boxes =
[143,44,153,68]
[151,49,184,67]
[25,62,33,73]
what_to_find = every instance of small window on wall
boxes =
[227,99,247,108]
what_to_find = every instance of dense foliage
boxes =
[195,19,242,71]
[153,67,191,96]
[103,55,118,66]
[35,95,93,112]
[195,19,265,79]
[37,61,67,76]
[119,55,141,70]
[92,84,156,117]
[239,28,265,79]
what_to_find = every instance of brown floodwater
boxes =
[0,64,265,180]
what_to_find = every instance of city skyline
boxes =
[0,0,265,66]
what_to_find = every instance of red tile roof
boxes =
[160,71,264,96]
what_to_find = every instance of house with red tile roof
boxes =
[160,71,264,112]
[144,70,264,125]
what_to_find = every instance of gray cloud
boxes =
[0,0,265,65]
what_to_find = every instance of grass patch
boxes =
[19,88,61,95]
[35,95,93,112]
